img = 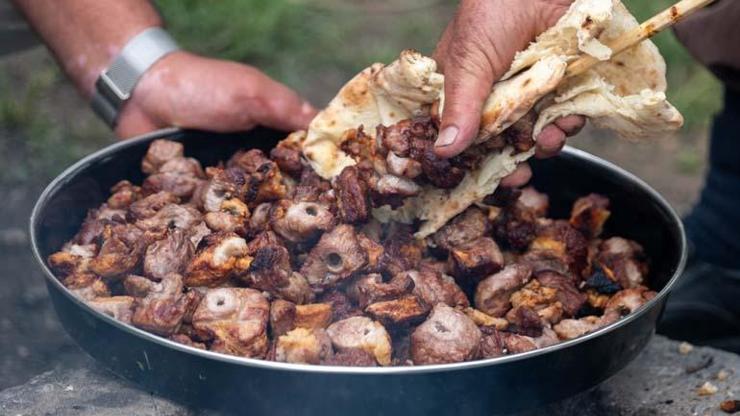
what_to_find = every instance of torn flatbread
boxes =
[300,0,683,238]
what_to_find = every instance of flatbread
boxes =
[300,0,683,238]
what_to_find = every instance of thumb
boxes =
[247,72,318,132]
[434,52,497,158]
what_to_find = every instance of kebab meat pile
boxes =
[48,137,656,366]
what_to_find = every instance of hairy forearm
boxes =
[11,0,162,98]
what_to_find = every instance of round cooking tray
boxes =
[30,128,686,415]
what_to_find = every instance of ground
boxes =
[0,0,721,391]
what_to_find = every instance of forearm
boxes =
[11,0,162,98]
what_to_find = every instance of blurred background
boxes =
[0,0,722,390]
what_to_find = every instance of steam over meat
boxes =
[300,225,367,290]
[327,316,392,366]
[192,288,270,357]
[411,304,481,365]
[52,136,657,365]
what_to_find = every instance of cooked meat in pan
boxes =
[48,139,656,366]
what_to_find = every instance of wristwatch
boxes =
[90,27,180,128]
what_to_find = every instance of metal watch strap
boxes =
[90,27,179,127]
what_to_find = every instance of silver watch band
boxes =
[91,27,179,128]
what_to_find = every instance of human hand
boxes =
[433,0,586,185]
[116,51,317,138]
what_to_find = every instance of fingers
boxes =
[500,163,532,188]
[535,124,566,159]
[246,70,318,132]
[554,115,585,136]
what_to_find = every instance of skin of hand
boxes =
[433,0,586,186]
[116,51,317,138]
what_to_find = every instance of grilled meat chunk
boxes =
[143,228,194,280]
[300,225,367,290]
[327,316,392,366]
[365,295,429,328]
[270,299,297,337]
[87,296,135,323]
[569,194,610,238]
[184,232,252,287]
[333,166,371,224]
[448,237,504,283]
[192,288,270,358]
[595,237,648,289]
[275,327,334,364]
[107,180,142,209]
[474,264,532,317]
[242,233,313,304]
[128,273,199,336]
[270,199,334,243]
[141,139,184,174]
[411,304,482,365]
[347,272,414,309]
[432,207,489,252]
[407,269,469,308]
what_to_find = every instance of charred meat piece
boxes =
[530,220,589,277]
[380,226,423,276]
[509,279,562,324]
[385,152,422,179]
[492,202,538,251]
[474,264,532,317]
[143,228,194,280]
[107,180,142,209]
[326,316,392,366]
[228,149,287,204]
[127,191,180,221]
[294,169,332,202]
[536,271,586,317]
[201,167,249,212]
[448,237,504,284]
[270,299,297,337]
[270,132,305,178]
[270,199,334,243]
[192,288,270,358]
[141,139,184,174]
[605,286,656,316]
[142,169,202,199]
[432,207,489,252]
[48,243,96,277]
[410,303,482,365]
[248,202,272,236]
[87,296,135,323]
[204,198,250,235]
[569,194,610,238]
[407,269,469,308]
[333,166,371,224]
[317,290,362,322]
[89,224,151,278]
[582,265,623,295]
[128,273,199,336]
[294,303,334,330]
[275,327,334,364]
[357,232,384,272]
[170,333,206,349]
[501,111,537,153]
[134,204,202,233]
[553,315,605,340]
[518,248,571,276]
[365,295,429,328]
[300,225,367,290]
[347,273,414,309]
[464,307,509,330]
[242,233,314,303]
[184,232,252,287]
[505,306,545,337]
[595,237,649,289]
[62,272,110,301]
[323,349,377,367]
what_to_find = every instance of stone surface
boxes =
[1,335,738,416]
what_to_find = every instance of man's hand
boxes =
[116,51,317,138]
[433,0,586,185]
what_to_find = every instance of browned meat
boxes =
[270,199,334,243]
[385,152,422,179]
[474,264,532,317]
[479,329,508,358]
[317,290,361,322]
[227,149,287,204]
[505,304,545,336]
[143,228,194,280]
[141,139,183,174]
[275,327,334,364]
[347,273,414,309]
[270,299,297,337]
[127,191,179,221]
[518,248,571,276]
[243,237,313,304]
[323,349,377,367]
[501,110,537,153]
[248,202,272,236]
[326,316,392,366]
[270,139,304,178]
[170,333,206,349]
[294,169,332,202]
[89,224,151,278]
[605,286,656,316]
[595,237,648,289]
[410,304,482,365]
[128,273,199,336]
[530,220,589,277]
[87,296,135,323]
[365,295,429,328]
[380,227,423,276]
[204,198,249,236]
[357,232,384,272]
[536,271,586,317]
[407,269,469,308]
[192,288,270,358]
[48,243,96,277]
[294,303,333,330]
[463,307,509,330]
[142,170,202,199]
[553,315,604,340]
[432,207,489,252]
[509,280,562,324]
[517,186,549,217]
[62,273,110,301]
[300,225,367,290]
[184,232,252,287]
[492,202,538,251]
[107,180,142,209]
[333,166,370,223]
[200,167,249,212]
[134,204,202,233]
[448,237,504,283]
[569,194,610,238]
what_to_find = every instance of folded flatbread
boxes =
[301,0,683,238]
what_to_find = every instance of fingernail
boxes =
[435,126,458,148]
[301,102,315,116]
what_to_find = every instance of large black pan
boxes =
[30,128,686,415]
